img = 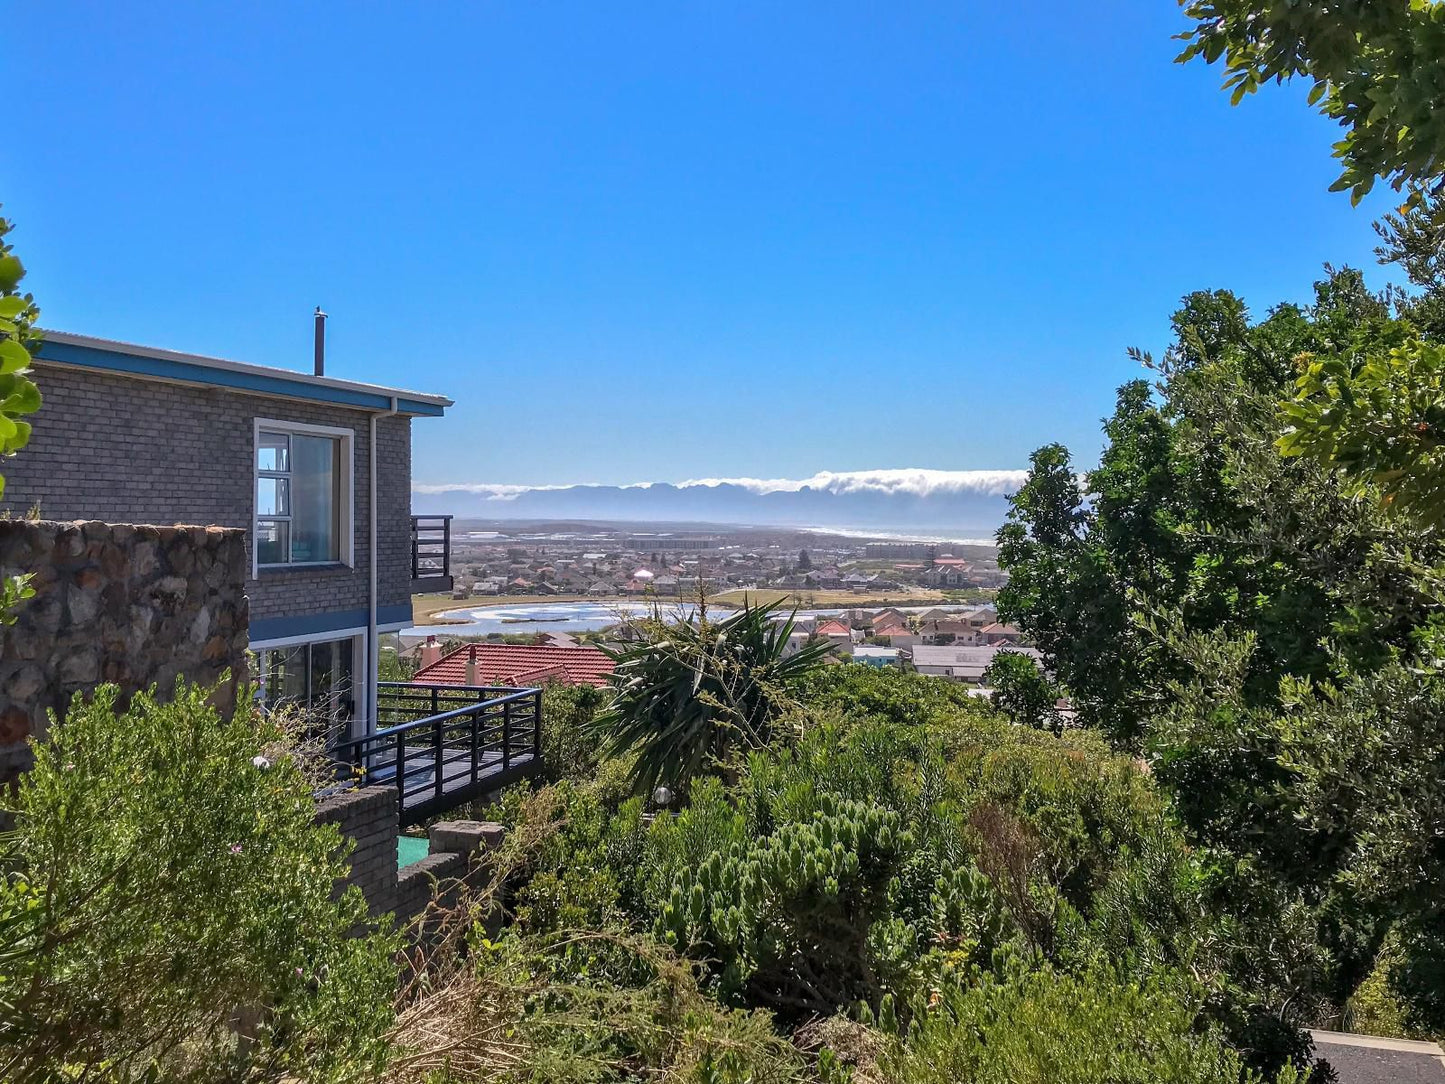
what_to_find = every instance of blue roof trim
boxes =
[250,603,414,643]
[36,338,447,417]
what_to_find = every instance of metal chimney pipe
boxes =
[313,307,327,376]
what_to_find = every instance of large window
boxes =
[258,637,356,731]
[255,423,352,567]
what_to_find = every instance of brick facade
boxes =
[0,363,413,627]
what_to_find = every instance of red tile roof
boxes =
[413,643,616,688]
[874,623,911,638]
[816,619,851,636]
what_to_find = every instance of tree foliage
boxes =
[0,211,41,499]
[981,650,1064,736]
[997,265,1445,1040]
[1176,0,1445,207]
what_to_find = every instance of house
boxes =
[909,644,1044,684]
[852,646,903,669]
[814,618,856,650]
[781,629,815,658]
[979,622,1024,645]
[921,564,972,589]
[414,642,615,688]
[871,607,911,628]
[0,330,452,736]
[872,622,918,649]
[587,581,615,596]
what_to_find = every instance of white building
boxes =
[910,644,1044,684]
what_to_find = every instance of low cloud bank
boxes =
[413,468,1028,502]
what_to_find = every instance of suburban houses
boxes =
[434,528,1008,601]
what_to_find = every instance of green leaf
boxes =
[0,338,31,375]
[0,255,22,293]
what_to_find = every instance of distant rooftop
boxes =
[414,642,615,688]
[36,330,453,417]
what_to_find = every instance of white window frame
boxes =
[251,629,369,737]
[252,418,356,576]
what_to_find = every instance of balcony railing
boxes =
[329,681,542,825]
[411,514,453,593]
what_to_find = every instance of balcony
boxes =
[410,514,453,593]
[329,682,542,826]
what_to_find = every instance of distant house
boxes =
[921,565,972,589]
[781,629,816,658]
[910,644,1044,684]
[587,581,615,596]
[871,607,911,628]
[815,619,856,650]
[852,646,902,669]
[979,622,1024,645]
[414,642,616,688]
[872,622,918,649]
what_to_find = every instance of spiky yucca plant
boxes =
[593,596,833,797]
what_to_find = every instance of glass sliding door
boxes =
[258,636,357,747]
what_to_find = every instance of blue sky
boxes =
[6,2,1404,490]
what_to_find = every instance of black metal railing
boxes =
[330,681,542,825]
[410,515,453,592]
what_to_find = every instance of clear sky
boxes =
[5,2,1405,490]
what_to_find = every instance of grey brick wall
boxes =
[0,364,414,625]
[313,786,503,926]
[314,786,401,917]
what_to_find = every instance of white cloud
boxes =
[674,469,1028,498]
[413,468,1027,501]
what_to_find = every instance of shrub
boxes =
[0,681,399,1083]
[388,930,810,1084]
[882,963,1295,1084]
[797,664,993,730]
[539,680,609,784]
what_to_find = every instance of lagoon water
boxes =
[408,600,991,639]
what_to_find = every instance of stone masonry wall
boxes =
[0,363,414,626]
[0,519,250,782]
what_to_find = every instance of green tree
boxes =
[1176,0,1445,207]
[982,650,1064,736]
[0,212,43,623]
[0,211,41,497]
[1278,195,1445,523]
[997,268,1445,1033]
[0,681,398,1082]
[796,549,812,571]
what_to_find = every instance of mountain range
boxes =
[412,468,1026,540]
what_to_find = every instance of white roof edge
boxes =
[39,330,454,407]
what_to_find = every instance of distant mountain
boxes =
[413,468,1024,539]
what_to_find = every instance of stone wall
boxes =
[0,363,415,631]
[0,519,250,781]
